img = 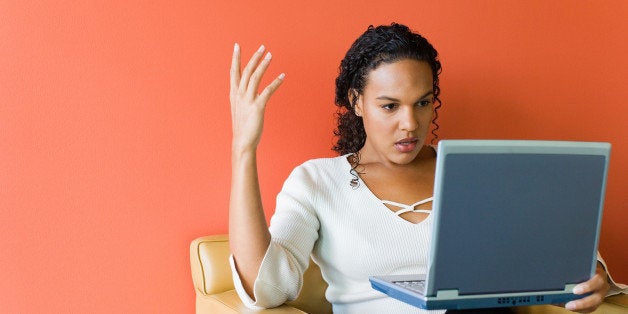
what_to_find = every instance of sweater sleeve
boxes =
[597,252,628,296]
[230,162,321,309]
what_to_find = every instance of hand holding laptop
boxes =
[566,263,610,312]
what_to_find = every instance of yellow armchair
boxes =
[190,235,627,314]
[190,235,332,313]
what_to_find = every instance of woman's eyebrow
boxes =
[375,95,400,102]
[375,91,434,102]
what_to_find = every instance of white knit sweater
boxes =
[230,155,445,313]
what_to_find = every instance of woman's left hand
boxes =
[565,263,610,313]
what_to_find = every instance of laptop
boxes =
[369,139,611,310]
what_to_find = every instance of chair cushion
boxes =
[197,290,306,313]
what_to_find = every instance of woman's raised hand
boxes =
[230,43,285,153]
[229,44,281,295]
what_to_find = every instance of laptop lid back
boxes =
[426,140,610,297]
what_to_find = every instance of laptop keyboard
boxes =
[394,280,426,294]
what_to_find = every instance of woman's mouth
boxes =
[394,138,419,153]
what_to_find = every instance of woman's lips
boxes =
[395,138,418,153]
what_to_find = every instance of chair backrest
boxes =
[191,235,332,313]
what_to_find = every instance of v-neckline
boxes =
[342,155,433,225]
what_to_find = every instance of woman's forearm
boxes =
[229,148,271,297]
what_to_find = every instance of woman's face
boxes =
[354,59,434,166]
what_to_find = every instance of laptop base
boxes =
[370,276,585,310]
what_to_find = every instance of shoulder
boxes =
[287,154,352,186]
[298,154,350,171]
[277,155,352,205]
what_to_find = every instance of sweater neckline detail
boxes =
[339,154,433,225]
[381,197,433,216]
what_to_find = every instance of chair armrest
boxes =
[190,234,332,313]
[191,235,309,313]
[190,235,234,295]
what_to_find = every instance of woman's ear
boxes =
[348,89,362,117]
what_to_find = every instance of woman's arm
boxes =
[228,43,285,297]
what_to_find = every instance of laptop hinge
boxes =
[436,289,460,299]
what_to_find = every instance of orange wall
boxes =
[1,1,626,312]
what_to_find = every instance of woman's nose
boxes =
[400,107,419,131]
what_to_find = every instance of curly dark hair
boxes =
[332,23,442,155]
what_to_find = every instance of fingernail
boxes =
[573,285,584,294]
[257,45,265,52]
[264,52,272,60]
[234,43,239,52]
[278,73,286,80]
[565,301,576,310]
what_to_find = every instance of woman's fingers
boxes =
[565,293,604,313]
[228,43,285,149]
[246,52,273,98]
[565,271,609,313]
[230,43,241,102]
[258,73,286,104]
[238,45,266,95]
[231,44,283,104]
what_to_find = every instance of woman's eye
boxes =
[382,103,397,110]
[417,98,434,107]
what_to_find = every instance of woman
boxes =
[228,23,611,313]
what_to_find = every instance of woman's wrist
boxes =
[232,143,257,160]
